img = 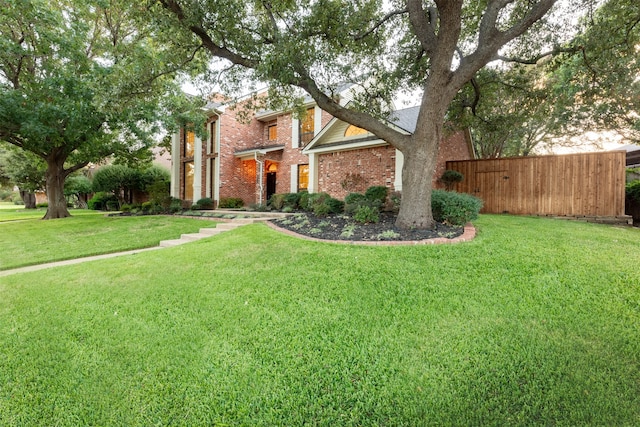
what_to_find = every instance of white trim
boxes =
[292,117,299,148]
[313,106,322,137]
[305,139,388,155]
[308,153,318,193]
[290,164,298,193]
[394,149,404,192]
[170,132,180,198]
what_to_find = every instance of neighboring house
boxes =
[170,90,475,207]
[619,144,640,168]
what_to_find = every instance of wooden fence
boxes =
[446,151,627,217]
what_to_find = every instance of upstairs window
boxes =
[299,108,314,146]
[183,130,195,158]
[268,123,278,141]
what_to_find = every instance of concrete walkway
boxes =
[0,215,280,278]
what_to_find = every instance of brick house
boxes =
[170,91,475,207]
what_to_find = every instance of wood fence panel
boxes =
[446,151,626,217]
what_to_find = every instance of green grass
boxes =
[0,205,105,221]
[0,215,639,425]
[0,214,217,270]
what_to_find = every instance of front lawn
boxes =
[0,214,217,270]
[0,215,638,425]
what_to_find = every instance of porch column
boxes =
[394,149,404,192]
[308,152,319,193]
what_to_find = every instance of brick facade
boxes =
[174,93,473,207]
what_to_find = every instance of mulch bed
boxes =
[269,212,463,242]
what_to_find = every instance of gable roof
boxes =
[303,105,421,154]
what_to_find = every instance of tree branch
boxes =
[407,0,437,57]
[494,45,581,64]
[158,0,257,68]
[351,8,408,41]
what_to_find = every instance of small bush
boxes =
[141,201,153,213]
[364,185,388,205]
[313,203,331,217]
[169,198,183,214]
[219,197,244,209]
[431,190,483,226]
[269,194,286,210]
[106,200,120,211]
[88,192,118,210]
[354,205,379,223]
[283,193,301,209]
[626,180,640,203]
[121,204,132,213]
[298,191,309,210]
[36,202,48,208]
[196,197,215,210]
[440,170,464,191]
[345,192,366,205]
[325,197,345,214]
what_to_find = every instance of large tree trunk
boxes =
[43,156,71,219]
[395,94,448,230]
[19,189,37,209]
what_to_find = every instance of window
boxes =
[344,124,368,137]
[299,108,314,146]
[184,161,194,200]
[298,164,309,191]
[183,130,195,157]
[268,123,277,141]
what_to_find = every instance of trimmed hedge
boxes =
[431,190,483,226]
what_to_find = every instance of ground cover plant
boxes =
[0,215,217,270]
[0,215,638,425]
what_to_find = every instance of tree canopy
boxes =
[0,0,205,218]
[155,0,573,228]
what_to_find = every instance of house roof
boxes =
[387,106,421,133]
[621,144,640,167]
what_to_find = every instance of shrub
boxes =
[0,189,12,201]
[364,185,388,205]
[283,192,302,209]
[269,194,286,210]
[626,180,640,203]
[169,198,183,214]
[354,205,379,223]
[106,200,120,211]
[298,191,309,211]
[121,204,132,213]
[313,202,331,217]
[92,165,142,204]
[87,192,118,210]
[141,201,153,213]
[36,202,48,208]
[196,197,215,210]
[345,192,366,205]
[431,190,483,226]
[440,170,464,191]
[11,193,24,205]
[219,197,244,208]
[325,197,345,214]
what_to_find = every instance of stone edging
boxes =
[265,221,477,246]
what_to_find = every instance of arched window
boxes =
[344,125,368,137]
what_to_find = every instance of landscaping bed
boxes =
[271,212,463,242]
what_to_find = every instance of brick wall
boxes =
[317,130,472,199]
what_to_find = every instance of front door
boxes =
[266,172,277,202]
